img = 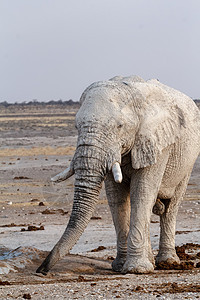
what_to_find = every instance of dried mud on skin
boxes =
[0,103,200,298]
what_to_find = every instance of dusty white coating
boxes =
[37,75,200,275]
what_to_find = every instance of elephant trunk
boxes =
[36,142,120,275]
[36,176,101,274]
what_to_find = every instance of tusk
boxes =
[51,167,74,183]
[112,162,122,183]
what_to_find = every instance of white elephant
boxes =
[36,75,200,275]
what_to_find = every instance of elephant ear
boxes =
[131,104,185,169]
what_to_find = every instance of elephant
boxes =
[36,75,200,275]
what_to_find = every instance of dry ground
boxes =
[0,103,200,299]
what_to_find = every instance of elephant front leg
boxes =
[122,195,155,274]
[122,152,169,274]
[105,175,130,272]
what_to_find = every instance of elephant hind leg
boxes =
[156,174,191,267]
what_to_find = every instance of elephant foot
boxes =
[156,251,180,269]
[112,256,126,272]
[121,258,154,274]
[148,251,155,267]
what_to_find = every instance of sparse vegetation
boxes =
[0,100,81,116]
[0,99,80,107]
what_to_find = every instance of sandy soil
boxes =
[0,103,200,299]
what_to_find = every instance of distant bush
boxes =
[0,99,80,107]
[1,98,199,108]
[0,101,10,107]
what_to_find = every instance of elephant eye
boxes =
[117,124,123,129]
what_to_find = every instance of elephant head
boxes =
[36,75,186,274]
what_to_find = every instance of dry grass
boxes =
[0,146,75,156]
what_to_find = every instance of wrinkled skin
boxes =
[36,76,200,275]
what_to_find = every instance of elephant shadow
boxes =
[47,254,117,276]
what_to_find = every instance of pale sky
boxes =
[1,0,200,103]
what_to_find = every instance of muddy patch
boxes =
[0,247,43,275]
[156,243,200,270]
